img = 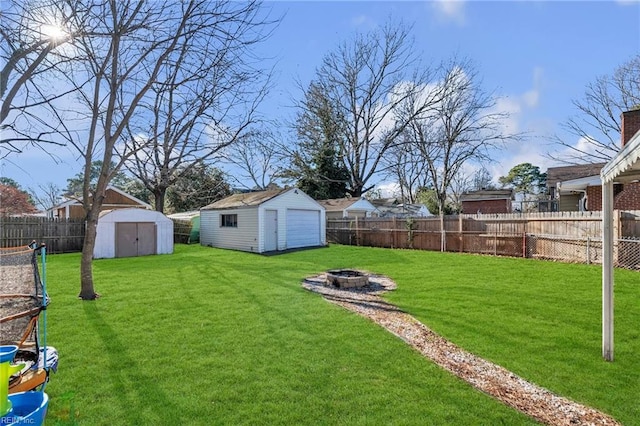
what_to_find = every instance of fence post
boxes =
[586,237,591,264]
[522,233,526,258]
[393,216,397,248]
[459,215,463,253]
[440,214,445,252]
[355,216,359,246]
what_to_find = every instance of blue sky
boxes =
[1,0,639,198]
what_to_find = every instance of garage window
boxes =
[221,214,237,228]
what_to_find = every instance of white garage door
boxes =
[286,209,321,248]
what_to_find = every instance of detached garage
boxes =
[93,208,174,259]
[200,188,326,253]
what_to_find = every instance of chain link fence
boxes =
[327,224,640,270]
[522,234,640,269]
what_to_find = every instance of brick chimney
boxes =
[621,108,640,147]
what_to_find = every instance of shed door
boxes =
[286,209,320,249]
[116,222,157,258]
[264,210,278,252]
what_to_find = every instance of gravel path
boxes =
[302,272,620,426]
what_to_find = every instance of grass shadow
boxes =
[81,302,179,424]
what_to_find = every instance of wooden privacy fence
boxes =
[171,219,192,244]
[0,217,85,253]
[327,211,640,269]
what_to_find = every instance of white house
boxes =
[93,208,174,259]
[200,188,326,253]
[318,197,379,219]
[370,198,431,218]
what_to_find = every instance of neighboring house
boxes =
[370,198,431,218]
[460,190,513,214]
[547,154,640,211]
[93,208,173,259]
[318,197,378,219]
[48,185,152,219]
[200,188,326,253]
[546,163,606,211]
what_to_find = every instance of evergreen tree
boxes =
[287,81,349,200]
[498,163,546,197]
[166,164,231,213]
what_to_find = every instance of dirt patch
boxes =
[302,272,620,426]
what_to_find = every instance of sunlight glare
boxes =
[41,24,67,41]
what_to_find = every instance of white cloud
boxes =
[375,181,401,198]
[492,96,522,134]
[550,135,603,164]
[431,0,466,26]
[481,66,557,180]
[350,14,376,28]
[522,89,539,109]
[522,66,544,108]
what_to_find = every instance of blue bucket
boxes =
[3,392,49,425]
[0,346,18,364]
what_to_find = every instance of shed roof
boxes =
[318,198,370,212]
[167,210,200,220]
[201,189,289,210]
[97,208,172,221]
[369,198,400,208]
[460,189,513,201]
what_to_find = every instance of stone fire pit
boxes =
[326,269,369,289]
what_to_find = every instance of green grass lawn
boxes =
[41,244,638,425]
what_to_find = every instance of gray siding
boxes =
[200,208,260,252]
[201,188,326,253]
[559,194,581,211]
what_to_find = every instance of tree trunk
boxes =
[347,185,364,198]
[79,211,99,300]
[154,190,166,213]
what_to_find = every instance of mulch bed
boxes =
[302,272,620,426]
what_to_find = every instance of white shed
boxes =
[93,208,174,259]
[200,188,326,253]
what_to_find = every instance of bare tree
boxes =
[28,182,62,211]
[0,0,85,156]
[301,21,439,197]
[406,58,520,215]
[471,166,496,191]
[550,54,640,163]
[50,0,272,299]
[381,131,430,204]
[221,127,286,191]
[122,1,275,211]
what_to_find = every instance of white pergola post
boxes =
[601,180,614,361]
[599,110,640,362]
